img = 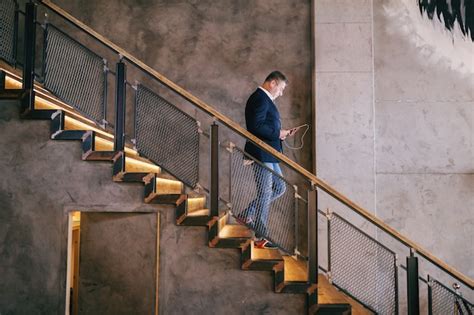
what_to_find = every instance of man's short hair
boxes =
[264,71,288,84]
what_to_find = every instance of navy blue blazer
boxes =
[244,88,282,163]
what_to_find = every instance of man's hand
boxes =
[280,129,291,140]
[280,127,299,139]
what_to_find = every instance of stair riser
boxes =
[209,237,249,249]
[51,130,87,140]
[177,216,211,226]
[81,132,116,161]
[274,270,310,294]
[50,110,85,140]
[83,151,116,161]
[115,172,149,182]
[242,260,282,271]
[241,244,281,271]
[175,201,210,226]
[144,179,155,202]
[312,304,351,315]
[145,193,182,205]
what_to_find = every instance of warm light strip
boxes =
[219,225,252,239]
[125,158,160,173]
[5,73,162,174]
[93,135,140,158]
[63,116,111,139]
[155,177,183,193]
[187,197,206,211]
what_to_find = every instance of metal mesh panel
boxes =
[230,147,296,254]
[44,24,106,123]
[0,0,16,64]
[135,84,199,187]
[329,213,397,314]
[430,279,474,315]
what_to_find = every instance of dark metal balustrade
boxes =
[328,212,398,314]
[43,24,107,124]
[134,84,200,188]
[429,277,474,315]
[0,0,17,65]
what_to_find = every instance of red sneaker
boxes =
[254,239,268,249]
[254,239,278,249]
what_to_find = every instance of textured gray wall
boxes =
[78,212,158,315]
[0,99,307,313]
[158,209,305,315]
[53,0,313,173]
[315,0,473,303]
[0,101,148,314]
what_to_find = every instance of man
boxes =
[240,71,296,249]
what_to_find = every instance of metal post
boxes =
[0,71,5,91]
[114,61,126,152]
[307,187,318,312]
[21,2,37,112]
[294,186,299,256]
[427,275,433,315]
[407,250,420,315]
[210,123,219,217]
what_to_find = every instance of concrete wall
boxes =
[315,0,473,301]
[374,0,473,280]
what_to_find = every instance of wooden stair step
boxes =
[317,275,372,315]
[283,256,307,282]
[113,152,161,182]
[208,213,253,248]
[50,110,87,140]
[241,240,283,271]
[274,256,309,294]
[153,177,183,194]
[144,174,184,204]
[176,195,211,226]
[187,209,210,217]
[219,225,253,239]
[82,131,116,161]
[187,196,206,213]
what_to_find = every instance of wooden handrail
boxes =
[38,0,474,289]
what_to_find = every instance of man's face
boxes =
[269,80,286,100]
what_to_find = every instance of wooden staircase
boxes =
[0,63,373,314]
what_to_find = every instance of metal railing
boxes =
[134,84,200,188]
[43,23,107,125]
[0,0,17,65]
[0,0,472,314]
[328,212,398,314]
[429,277,474,314]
